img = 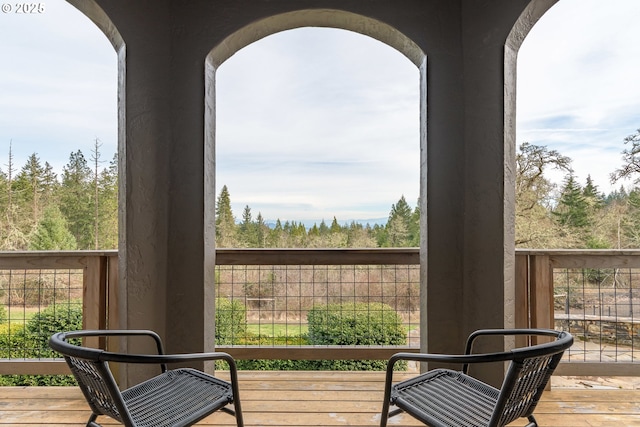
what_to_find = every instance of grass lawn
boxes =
[246,322,308,337]
[6,306,40,324]
[245,322,417,338]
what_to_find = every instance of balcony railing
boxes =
[516,249,640,376]
[1,249,639,377]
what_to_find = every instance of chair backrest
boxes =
[490,331,572,426]
[50,332,132,425]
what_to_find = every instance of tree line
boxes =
[516,128,640,249]
[2,128,640,250]
[0,139,117,250]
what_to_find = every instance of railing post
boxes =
[107,254,119,331]
[514,253,530,348]
[83,255,108,348]
[529,255,553,344]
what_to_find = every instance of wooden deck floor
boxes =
[1,371,639,427]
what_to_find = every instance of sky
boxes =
[0,0,639,223]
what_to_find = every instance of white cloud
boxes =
[0,0,117,173]
[517,0,640,192]
[216,27,420,220]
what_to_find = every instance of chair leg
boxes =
[524,415,538,427]
[86,413,101,427]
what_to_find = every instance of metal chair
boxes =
[380,328,573,427]
[49,329,243,427]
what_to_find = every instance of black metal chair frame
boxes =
[380,328,573,427]
[49,329,243,427]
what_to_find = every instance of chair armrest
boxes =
[385,350,517,379]
[464,328,562,355]
[98,350,238,368]
[53,329,165,354]
[50,330,239,375]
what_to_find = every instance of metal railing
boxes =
[214,249,420,360]
[1,249,639,377]
[515,250,640,377]
[0,251,117,375]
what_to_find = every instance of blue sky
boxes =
[0,0,639,222]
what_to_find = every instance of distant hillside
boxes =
[264,218,387,229]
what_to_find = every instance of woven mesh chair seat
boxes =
[392,369,499,427]
[121,368,234,427]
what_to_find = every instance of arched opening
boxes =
[0,0,119,251]
[215,27,420,246]
[205,10,426,353]
[206,12,426,253]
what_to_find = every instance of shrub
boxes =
[26,302,83,356]
[0,304,6,324]
[0,303,82,386]
[215,298,247,345]
[308,302,406,346]
[305,302,407,370]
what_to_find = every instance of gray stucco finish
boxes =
[69,0,556,386]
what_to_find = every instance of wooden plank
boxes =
[82,256,107,349]
[556,362,640,377]
[218,346,419,360]
[0,360,70,375]
[0,254,86,269]
[550,254,640,269]
[1,372,639,427]
[514,254,530,349]
[107,255,119,330]
[215,248,420,265]
[529,254,553,337]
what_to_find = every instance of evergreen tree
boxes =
[409,202,420,246]
[97,154,118,248]
[59,150,93,249]
[269,219,284,247]
[14,153,47,226]
[385,195,412,246]
[255,212,268,247]
[330,217,341,234]
[583,175,604,210]
[29,206,77,250]
[554,175,590,229]
[239,205,256,247]
[215,185,236,247]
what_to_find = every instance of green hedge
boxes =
[0,303,81,386]
[307,302,406,346]
[234,302,407,371]
[215,298,247,345]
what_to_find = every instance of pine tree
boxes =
[215,185,236,247]
[14,153,47,226]
[59,150,94,249]
[583,175,604,210]
[29,206,77,250]
[97,154,118,248]
[554,175,590,229]
[385,195,412,246]
[90,139,105,249]
[239,205,256,247]
[255,212,268,247]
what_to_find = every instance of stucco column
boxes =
[423,0,555,386]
